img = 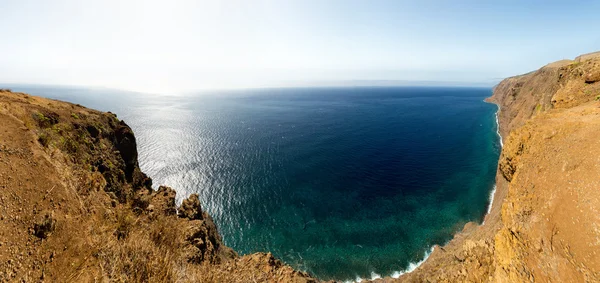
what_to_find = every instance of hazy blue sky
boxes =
[1,0,599,92]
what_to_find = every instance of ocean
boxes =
[9,85,500,281]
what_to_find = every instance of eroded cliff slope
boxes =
[380,52,600,282]
[0,89,315,282]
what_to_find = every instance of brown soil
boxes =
[0,89,316,282]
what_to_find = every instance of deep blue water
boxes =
[7,85,500,281]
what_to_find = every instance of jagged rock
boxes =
[33,211,56,239]
[498,130,528,182]
[181,212,237,264]
[33,111,59,128]
[146,204,155,218]
[149,186,177,216]
[585,70,600,83]
[179,193,203,220]
[113,121,138,182]
[183,219,213,263]
[132,167,152,190]
[86,124,100,138]
[132,189,152,212]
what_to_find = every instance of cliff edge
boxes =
[0,89,316,282]
[374,52,600,282]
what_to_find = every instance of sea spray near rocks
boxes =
[485,185,497,217]
[495,106,504,147]
[390,247,434,277]
[346,245,435,282]
[483,105,503,224]
[374,246,435,280]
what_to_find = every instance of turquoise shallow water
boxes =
[9,85,500,281]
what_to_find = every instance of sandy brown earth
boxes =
[0,89,315,282]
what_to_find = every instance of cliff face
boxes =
[489,53,600,282]
[381,52,600,282]
[0,89,315,282]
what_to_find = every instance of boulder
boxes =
[33,211,56,239]
[182,215,228,264]
[114,121,138,182]
[178,194,203,220]
[585,70,600,83]
[149,186,177,216]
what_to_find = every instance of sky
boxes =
[1,0,599,93]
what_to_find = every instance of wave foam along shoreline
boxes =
[346,247,434,283]
[390,247,434,278]
[495,106,503,147]
[483,185,497,223]
[483,105,503,225]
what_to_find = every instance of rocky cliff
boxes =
[373,52,600,282]
[0,89,315,282]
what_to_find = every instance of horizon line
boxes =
[1,79,499,96]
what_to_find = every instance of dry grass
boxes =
[95,213,185,282]
[98,232,175,282]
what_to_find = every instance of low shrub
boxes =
[38,132,51,147]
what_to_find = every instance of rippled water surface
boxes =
[12,85,500,281]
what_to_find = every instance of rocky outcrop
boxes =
[179,194,203,220]
[182,213,233,264]
[149,185,178,215]
[585,69,600,84]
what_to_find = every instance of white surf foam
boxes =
[346,247,434,283]
[495,106,503,147]
[389,247,434,279]
[482,184,497,225]
[483,105,503,225]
